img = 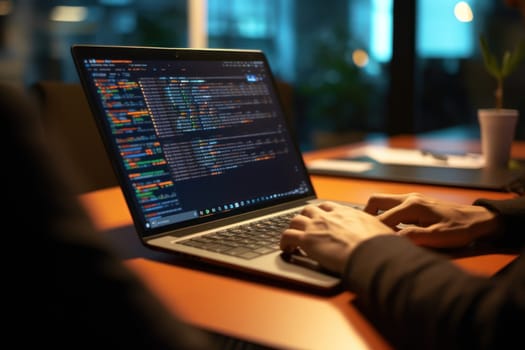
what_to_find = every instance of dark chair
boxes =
[30,81,118,193]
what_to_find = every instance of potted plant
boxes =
[477,35,525,168]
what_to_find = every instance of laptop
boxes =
[71,44,347,291]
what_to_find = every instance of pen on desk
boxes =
[420,150,449,163]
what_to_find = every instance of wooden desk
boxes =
[79,136,523,350]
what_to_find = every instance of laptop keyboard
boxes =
[177,211,299,260]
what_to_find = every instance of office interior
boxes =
[1,0,524,151]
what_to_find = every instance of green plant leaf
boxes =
[501,50,513,77]
[479,35,502,78]
[503,39,525,77]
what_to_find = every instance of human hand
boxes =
[364,192,503,248]
[280,201,395,275]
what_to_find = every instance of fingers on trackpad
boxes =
[280,249,338,277]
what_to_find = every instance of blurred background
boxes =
[1,0,524,151]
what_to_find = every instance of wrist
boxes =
[470,205,505,241]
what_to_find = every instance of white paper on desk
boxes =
[307,159,374,173]
[353,145,484,169]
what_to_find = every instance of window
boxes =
[1,0,521,153]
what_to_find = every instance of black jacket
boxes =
[344,196,525,349]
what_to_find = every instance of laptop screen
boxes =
[72,46,315,237]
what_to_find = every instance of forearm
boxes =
[343,235,525,350]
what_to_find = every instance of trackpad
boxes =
[280,250,338,277]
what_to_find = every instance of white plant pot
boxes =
[477,108,519,168]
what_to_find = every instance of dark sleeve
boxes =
[473,196,525,248]
[3,82,215,349]
[342,235,525,350]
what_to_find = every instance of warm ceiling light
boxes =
[352,49,369,68]
[50,6,88,22]
[454,1,474,22]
